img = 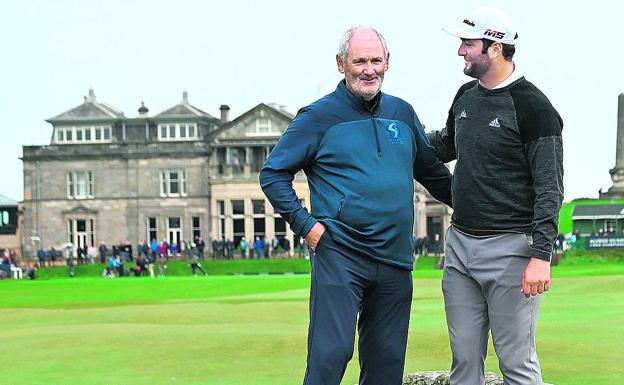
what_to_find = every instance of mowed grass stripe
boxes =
[1,265,623,384]
[0,275,311,309]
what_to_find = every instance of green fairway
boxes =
[1,263,623,385]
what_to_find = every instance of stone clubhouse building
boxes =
[20,89,450,258]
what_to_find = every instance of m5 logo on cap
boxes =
[484,29,506,39]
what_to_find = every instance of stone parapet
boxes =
[402,371,554,385]
[403,371,503,385]
[22,141,210,161]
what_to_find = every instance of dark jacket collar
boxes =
[336,80,382,115]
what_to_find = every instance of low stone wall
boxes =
[403,371,503,385]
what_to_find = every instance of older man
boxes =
[260,26,452,385]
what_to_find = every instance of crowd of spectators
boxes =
[211,236,296,259]
[1,248,37,280]
[11,228,593,280]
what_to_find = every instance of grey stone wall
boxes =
[403,371,503,385]
[21,143,213,256]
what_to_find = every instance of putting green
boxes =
[1,271,622,384]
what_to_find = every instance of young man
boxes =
[428,7,563,385]
[260,26,452,385]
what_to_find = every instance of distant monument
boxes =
[600,93,624,199]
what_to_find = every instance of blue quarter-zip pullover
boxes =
[260,81,452,269]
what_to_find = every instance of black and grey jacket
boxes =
[428,77,563,261]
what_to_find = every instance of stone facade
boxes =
[21,89,450,258]
[22,142,212,253]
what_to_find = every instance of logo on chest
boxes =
[386,123,404,144]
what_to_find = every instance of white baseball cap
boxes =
[443,7,518,45]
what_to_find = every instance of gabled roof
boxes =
[47,89,124,122]
[215,103,293,134]
[572,204,624,219]
[0,194,18,206]
[263,103,294,120]
[154,91,217,120]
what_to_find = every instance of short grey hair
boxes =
[338,25,388,63]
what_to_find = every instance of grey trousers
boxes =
[442,226,543,385]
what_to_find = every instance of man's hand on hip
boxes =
[521,257,551,298]
[305,222,326,252]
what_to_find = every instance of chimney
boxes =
[138,101,149,117]
[87,88,96,103]
[220,104,230,123]
[182,90,189,104]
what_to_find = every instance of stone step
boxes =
[403,371,502,385]
[402,371,553,385]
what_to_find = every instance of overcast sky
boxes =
[1,0,622,202]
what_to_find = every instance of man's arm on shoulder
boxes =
[426,109,457,163]
[426,82,474,163]
[260,108,319,240]
[411,112,453,207]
